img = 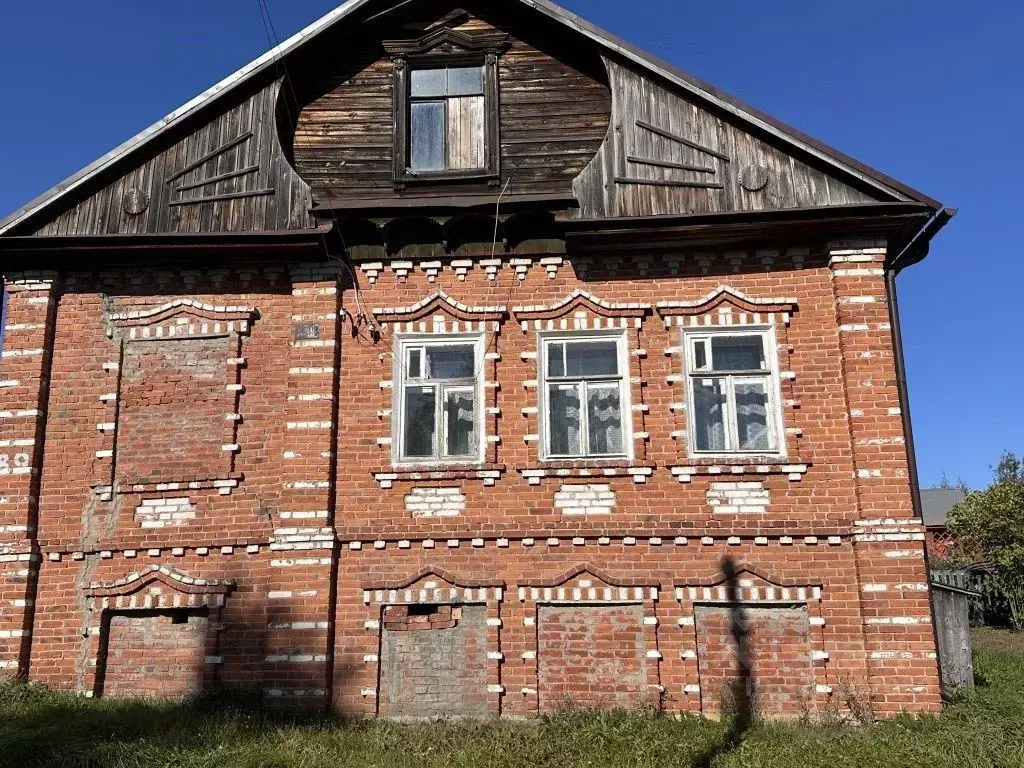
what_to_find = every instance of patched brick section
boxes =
[695,605,812,717]
[706,482,770,514]
[405,487,465,518]
[537,604,648,711]
[101,611,209,700]
[378,604,489,719]
[134,498,197,529]
[117,337,234,485]
[554,484,616,516]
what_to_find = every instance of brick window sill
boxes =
[518,461,657,485]
[670,461,810,483]
[374,464,507,489]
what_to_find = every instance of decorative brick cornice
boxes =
[513,290,651,321]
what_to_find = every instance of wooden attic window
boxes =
[385,22,508,187]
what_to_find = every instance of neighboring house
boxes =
[0,0,953,719]
[922,488,968,559]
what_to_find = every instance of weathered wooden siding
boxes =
[33,78,313,236]
[291,15,612,202]
[932,585,975,698]
[572,59,879,219]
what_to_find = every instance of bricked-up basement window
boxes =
[395,336,484,464]
[684,329,784,456]
[540,333,632,460]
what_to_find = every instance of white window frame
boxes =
[683,326,786,459]
[393,333,486,466]
[538,330,633,462]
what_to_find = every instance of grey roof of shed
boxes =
[921,488,968,527]
[0,0,941,236]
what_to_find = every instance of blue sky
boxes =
[0,1,1019,488]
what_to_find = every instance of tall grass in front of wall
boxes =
[1,633,1023,768]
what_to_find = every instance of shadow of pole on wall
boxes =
[695,554,755,768]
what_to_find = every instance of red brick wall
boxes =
[695,605,812,717]
[102,612,209,700]
[538,604,648,711]
[0,242,942,719]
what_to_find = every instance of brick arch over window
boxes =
[519,562,651,589]
[513,290,651,323]
[362,566,505,592]
[656,285,797,327]
[371,289,507,329]
[85,565,235,607]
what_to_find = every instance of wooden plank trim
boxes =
[165,132,254,183]
[168,188,276,207]
[635,120,731,162]
[626,156,715,174]
[174,165,261,193]
[614,177,724,190]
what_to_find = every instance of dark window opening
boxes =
[408,603,439,617]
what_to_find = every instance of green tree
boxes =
[947,451,1024,628]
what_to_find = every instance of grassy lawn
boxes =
[2,630,1023,768]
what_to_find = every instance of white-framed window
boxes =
[684,328,784,456]
[394,335,484,464]
[539,332,632,460]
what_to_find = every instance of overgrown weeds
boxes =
[2,632,1023,768]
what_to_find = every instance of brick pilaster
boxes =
[0,272,59,676]
[262,263,341,708]
[829,243,941,716]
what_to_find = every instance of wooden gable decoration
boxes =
[0,0,941,239]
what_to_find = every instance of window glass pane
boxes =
[445,389,476,457]
[427,345,475,380]
[565,341,619,377]
[548,384,581,456]
[410,68,447,97]
[410,101,445,172]
[587,383,622,455]
[693,377,728,452]
[403,386,437,458]
[407,348,423,379]
[447,95,485,170]
[692,339,708,371]
[735,378,772,452]
[547,343,566,378]
[711,335,765,372]
[448,66,484,95]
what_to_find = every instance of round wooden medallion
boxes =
[122,188,150,216]
[739,165,770,192]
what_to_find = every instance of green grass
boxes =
[2,631,1023,768]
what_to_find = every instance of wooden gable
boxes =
[32,77,313,237]
[0,0,938,239]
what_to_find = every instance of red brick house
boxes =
[0,0,954,719]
